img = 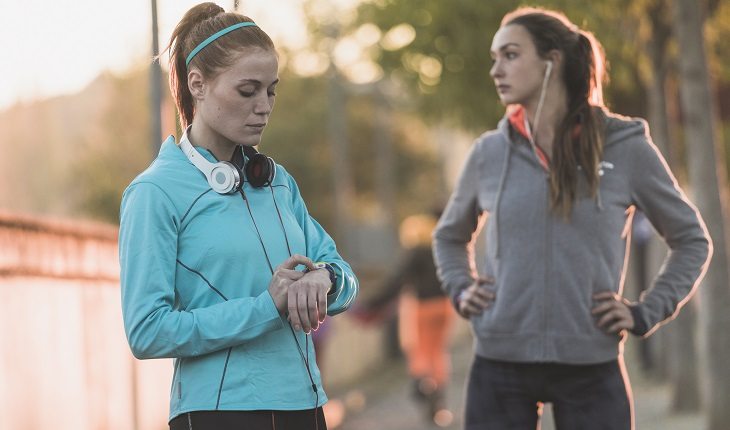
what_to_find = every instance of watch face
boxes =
[314,262,327,270]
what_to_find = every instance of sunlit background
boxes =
[1,0,730,429]
[1,0,308,109]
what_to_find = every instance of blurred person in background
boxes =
[118,3,357,429]
[433,6,711,430]
[358,212,455,427]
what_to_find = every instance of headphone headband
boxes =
[179,128,242,194]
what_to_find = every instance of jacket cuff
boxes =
[450,290,463,310]
[449,280,472,311]
[629,304,650,336]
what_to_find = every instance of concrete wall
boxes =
[0,210,391,429]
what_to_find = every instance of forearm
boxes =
[124,290,284,359]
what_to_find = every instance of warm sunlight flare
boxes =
[0,0,310,110]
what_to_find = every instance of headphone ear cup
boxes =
[209,161,242,194]
[245,153,275,188]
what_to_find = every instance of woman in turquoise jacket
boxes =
[118,3,358,429]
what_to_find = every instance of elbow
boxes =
[130,346,153,361]
[127,330,158,360]
[703,231,713,266]
[128,339,153,360]
[126,320,167,360]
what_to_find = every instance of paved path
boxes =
[325,330,706,430]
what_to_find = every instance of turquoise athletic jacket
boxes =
[119,136,358,421]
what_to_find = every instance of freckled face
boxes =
[195,47,279,147]
[489,24,548,107]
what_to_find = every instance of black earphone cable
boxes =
[239,189,275,274]
[269,185,293,257]
[240,186,320,430]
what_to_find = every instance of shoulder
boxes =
[270,162,295,194]
[460,126,511,174]
[600,110,670,176]
[123,136,213,216]
[601,109,650,146]
[473,127,509,151]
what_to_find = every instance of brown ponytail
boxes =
[503,8,607,217]
[161,2,275,128]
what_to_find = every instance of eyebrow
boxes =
[238,78,280,86]
[490,42,521,55]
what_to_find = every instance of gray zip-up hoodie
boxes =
[433,109,711,364]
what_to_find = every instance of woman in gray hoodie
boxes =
[432,7,711,430]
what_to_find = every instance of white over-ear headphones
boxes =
[179,127,242,194]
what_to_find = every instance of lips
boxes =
[246,123,267,132]
[496,84,510,92]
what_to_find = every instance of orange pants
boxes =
[398,292,455,387]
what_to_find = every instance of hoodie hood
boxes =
[501,106,646,146]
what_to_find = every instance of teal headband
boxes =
[185,21,257,67]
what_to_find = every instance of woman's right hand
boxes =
[456,277,496,318]
[268,254,316,315]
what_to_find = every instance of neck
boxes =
[188,121,237,162]
[524,84,568,153]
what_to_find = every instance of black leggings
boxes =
[169,408,327,430]
[465,356,633,430]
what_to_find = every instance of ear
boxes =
[546,49,562,70]
[188,69,206,100]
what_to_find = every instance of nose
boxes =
[253,93,273,116]
[489,60,502,79]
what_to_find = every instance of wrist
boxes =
[628,303,649,336]
[306,262,337,294]
[453,289,467,310]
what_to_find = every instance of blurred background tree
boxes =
[0,0,729,426]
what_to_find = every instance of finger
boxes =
[597,310,622,328]
[279,254,315,271]
[317,285,328,323]
[592,291,617,301]
[288,288,303,331]
[472,288,496,301]
[591,301,616,315]
[468,294,492,309]
[277,268,306,280]
[297,288,312,333]
[478,276,495,285]
[307,289,320,331]
[607,319,631,334]
[462,300,486,316]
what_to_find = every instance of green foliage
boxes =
[262,69,441,229]
[11,0,729,228]
[346,0,656,130]
[350,0,511,131]
[69,69,155,223]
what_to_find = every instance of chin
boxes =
[498,95,518,105]
[238,135,263,147]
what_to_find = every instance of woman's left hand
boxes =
[591,291,635,334]
[288,269,331,333]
